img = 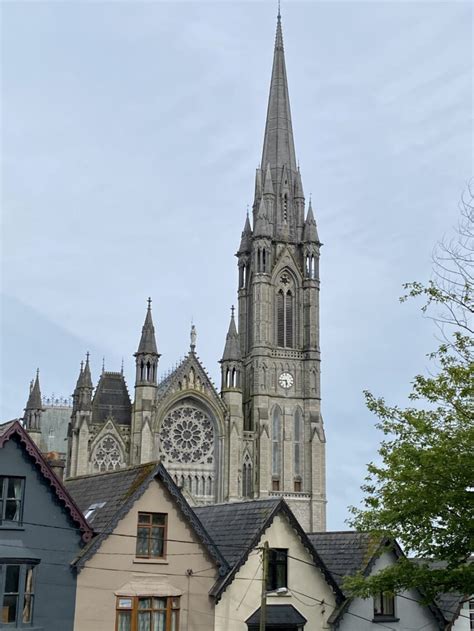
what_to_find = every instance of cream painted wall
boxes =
[335,551,441,631]
[74,479,218,631]
[215,513,337,631]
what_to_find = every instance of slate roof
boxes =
[246,604,307,626]
[65,462,228,572]
[194,498,281,568]
[65,462,157,532]
[195,499,343,602]
[307,531,375,589]
[91,371,132,425]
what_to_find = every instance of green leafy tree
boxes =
[347,184,474,599]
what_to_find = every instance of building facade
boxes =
[24,12,326,531]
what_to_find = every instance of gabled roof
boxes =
[307,531,375,588]
[0,421,92,542]
[308,531,447,629]
[91,371,132,425]
[194,498,343,602]
[65,462,228,573]
[156,351,227,415]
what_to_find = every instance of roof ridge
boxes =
[195,497,280,509]
[66,461,158,481]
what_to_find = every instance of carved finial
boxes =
[36,367,40,379]
[121,358,124,375]
[278,0,281,19]
[246,204,249,217]
[231,305,235,318]
[80,360,84,372]
[86,351,90,362]
[102,357,105,374]
[147,296,152,310]
[190,323,197,352]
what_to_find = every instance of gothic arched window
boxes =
[92,434,124,472]
[276,273,295,348]
[272,406,282,489]
[242,452,253,498]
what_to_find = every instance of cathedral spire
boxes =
[303,198,319,243]
[24,369,44,442]
[136,297,158,355]
[26,369,42,410]
[134,298,159,386]
[261,11,297,175]
[221,306,241,362]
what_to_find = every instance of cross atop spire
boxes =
[261,10,297,175]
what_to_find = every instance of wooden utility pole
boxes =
[259,541,269,631]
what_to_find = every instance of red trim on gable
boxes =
[0,421,93,542]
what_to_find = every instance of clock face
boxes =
[279,372,294,389]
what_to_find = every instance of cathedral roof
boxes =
[91,371,132,425]
[261,13,297,176]
[65,462,228,572]
[221,308,241,362]
[136,299,158,355]
[25,370,42,410]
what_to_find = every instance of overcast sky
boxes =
[1,0,472,529]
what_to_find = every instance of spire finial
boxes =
[102,357,105,374]
[147,296,152,310]
[85,351,90,363]
[36,368,40,379]
[231,305,235,318]
[190,323,197,352]
[246,204,249,218]
[278,0,281,19]
[121,358,124,374]
[80,360,84,372]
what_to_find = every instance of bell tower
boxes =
[236,11,326,530]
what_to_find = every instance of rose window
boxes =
[159,405,214,464]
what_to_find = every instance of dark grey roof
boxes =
[65,462,228,572]
[91,371,132,425]
[0,421,16,437]
[195,499,343,602]
[65,463,158,532]
[436,593,464,623]
[246,604,307,627]
[221,312,241,362]
[307,531,374,588]
[194,498,281,568]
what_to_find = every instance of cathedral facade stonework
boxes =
[25,13,326,531]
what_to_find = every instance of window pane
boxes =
[152,598,166,610]
[138,611,151,631]
[383,593,394,615]
[152,514,166,526]
[2,594,18,622]
[5,566,20,592]
[171,610,179,631]
[5,500,21,521]
[117,611,131,631]
[7,478,22,499]
[152,611,166,631]
[138,513,151,524]
[374,593,382,615]
[151,527,164,557]
[136,528,149,556]
[0,478,4,498]
[22,594,33,623]
[138,598,152,609]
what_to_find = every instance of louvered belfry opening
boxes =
[276,272,295,349]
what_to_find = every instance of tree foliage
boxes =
[347,184,474,599]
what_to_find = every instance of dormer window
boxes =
[84,501,106,522]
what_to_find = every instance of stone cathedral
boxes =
[23,13,326,531]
